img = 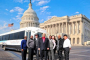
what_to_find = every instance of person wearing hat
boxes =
[34,34,39,60]
[21,36,27,60]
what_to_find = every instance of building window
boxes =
[69,38,71,43]
[78,22,80,33]
[31,18,33,20]
[77,38,79,44]
[73,38,75,44]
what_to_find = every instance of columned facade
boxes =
[40,14,90,46]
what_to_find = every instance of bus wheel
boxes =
[3,46,6,51]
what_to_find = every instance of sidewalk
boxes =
[0,47,21,60]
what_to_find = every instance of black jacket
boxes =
[57,38,64,50]
[38,38,49,50]
[34,38,39,47]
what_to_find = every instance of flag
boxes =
[8,23,14,27]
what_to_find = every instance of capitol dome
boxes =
[23,3,37,17]
[20,2,39,28]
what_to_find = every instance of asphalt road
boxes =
[1,46,90,60]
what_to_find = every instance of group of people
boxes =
[21,33,71,60]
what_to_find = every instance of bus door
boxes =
[26,31,31,40]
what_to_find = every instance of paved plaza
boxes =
[69,46,90,60]
[0,46,90,60]
[0,47,21,60]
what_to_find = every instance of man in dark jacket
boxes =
[57,35,64,60]
[38,33,49,60]
[21,36,27,60]
[27,36,35,60]
[34,34,39,60]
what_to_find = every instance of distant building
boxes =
[20,2,39,28]
[40,14,90,46]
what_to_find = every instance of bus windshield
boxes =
[37,32,48,38]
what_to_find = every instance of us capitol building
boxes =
[20,1,90,46]
[40,14,90,46]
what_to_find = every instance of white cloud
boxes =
[47,16,57,20]
[40,19,44,22]
[40,6,49,12]
[10,7,24,14]
[37,0,50,6]
[14,0,23,3]
[13,15,21,22]
[5,9,8,11]
[10,9,14,13]
[14,0,30,3]
[24,0,29,2]
[10,7,24,22]
[32,0,50,6]
[0,21,8,30]
[75,11,79,14]
[14,7,24,14]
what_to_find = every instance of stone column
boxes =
[50,25,51,35]
[77,22,78,34]
[61,23,62,33]
[51,25,53,35]
[81,20,84,45]
[47,26,48,33]
[69,23,71,34]
[66,22,67,34]
[62,23,63,33]
[53,24,54,35]
[76,21,78,34]
[71,22,72,34]
[63,23,64,33]
[59,23,60,33]
[56,24,57,34]
[73,22,75,34]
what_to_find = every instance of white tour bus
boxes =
[0,27,48,51]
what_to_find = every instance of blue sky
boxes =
[0,0,90,34]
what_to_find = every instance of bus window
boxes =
[0,36,1,41]
[37,32,43,38]
[9,34,14,40]
[3,35,6,40]
[18,31,25,39]
[2,36,3,40]
[5,35,9,40]
[14,33,19,39]
[1,36,2,41]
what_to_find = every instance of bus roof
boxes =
[0,27,47,36]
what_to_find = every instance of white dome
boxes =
[20,3,39,29]
[23,3,37,17]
